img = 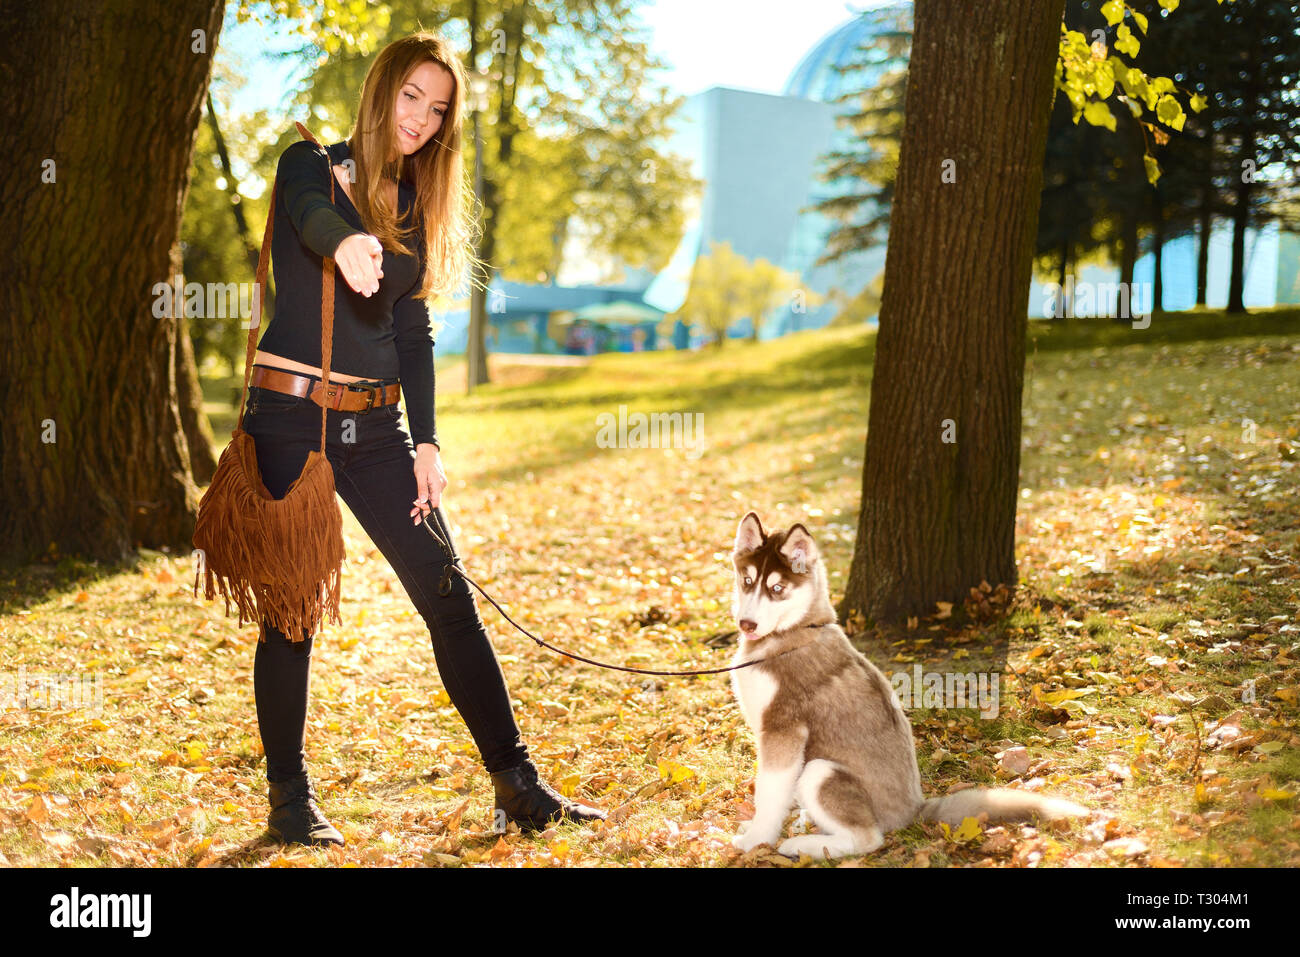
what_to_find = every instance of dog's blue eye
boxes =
[772,583,783,594]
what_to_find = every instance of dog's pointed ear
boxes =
[780,523,819,574]
[734,511,765,554]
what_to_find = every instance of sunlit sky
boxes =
[218,0,875,116]
[639,0,867,97]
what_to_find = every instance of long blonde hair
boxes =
[345,31,481,304]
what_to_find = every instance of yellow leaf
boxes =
[941,815,983,844]
[1040,688,1094,705]
[1258,788,1295,801]
[1083,100,1117,132]
[657,760,696,785]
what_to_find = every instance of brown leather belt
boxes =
[250,365,401,413]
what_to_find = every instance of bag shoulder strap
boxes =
[235,121,338,455]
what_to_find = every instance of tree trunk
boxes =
[462,0,525,391]
[1226,133,1254,315]
[1196,190,1212,307]
[170,239,217,485]
[1196,133,1214,307]
[839,0,1065,625]
[0,0,225,563]
[1119,205,1138,318]
[468,275,490,392]
[1056,237,1069,319]
[206,89,263,282]
[1151,189,1165,313]
[1154,210,1164,312]
[464,0,489,391]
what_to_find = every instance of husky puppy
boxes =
[729,511,1088,859]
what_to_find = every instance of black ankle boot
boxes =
[491,760,607,832]
[267,773,344,847]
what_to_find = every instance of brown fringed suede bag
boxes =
[192,121,345,643]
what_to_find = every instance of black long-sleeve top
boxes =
[257,138,439,448]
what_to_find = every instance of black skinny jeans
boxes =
[242,373,529,782]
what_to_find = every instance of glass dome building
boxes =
[440,5,916,352]
[640,4,912,339]
[783,2,912,103]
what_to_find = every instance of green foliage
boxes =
[669,242,818,346]
[809,4,911,267]
[1056,0,1229,184]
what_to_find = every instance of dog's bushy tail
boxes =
[918,788,1088,827]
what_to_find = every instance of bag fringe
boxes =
[192,431,345,643]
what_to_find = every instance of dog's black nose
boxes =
[739,619,757,634]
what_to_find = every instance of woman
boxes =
[246,31,604,846]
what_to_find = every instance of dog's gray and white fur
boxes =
[729,511,1088,859]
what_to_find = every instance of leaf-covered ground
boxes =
[2,309,1298,867]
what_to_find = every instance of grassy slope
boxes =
[1,308,1297,867]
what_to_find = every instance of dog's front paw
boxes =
[777,835,835,859]
[731,829,769,853]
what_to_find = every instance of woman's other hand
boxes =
[334,233,385,297]
[411,443,446,525]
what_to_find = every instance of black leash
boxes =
[417,509,814,676]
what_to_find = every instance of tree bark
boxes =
[1151,187,1165,313]
[1119,206,1138,307]
[1226,130,1254,315]
[206,88,263,283]
[839,0,1066,624]
[1195,130,1215,308]
[0,0,224,563]
[170,239,217,485]
[1196,179,1212,307]
[1056,237,1069,319]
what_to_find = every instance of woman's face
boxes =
[395,60,454,156]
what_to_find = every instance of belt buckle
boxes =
[344,379,385,413]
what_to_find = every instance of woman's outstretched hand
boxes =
[334,233,384,297]
[411,443,446,525]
